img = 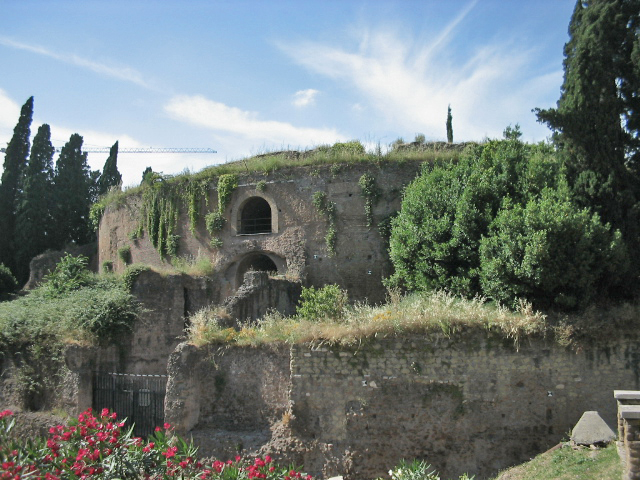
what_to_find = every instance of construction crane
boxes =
[0,147,217,154]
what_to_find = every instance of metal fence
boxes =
[92,372,167,437]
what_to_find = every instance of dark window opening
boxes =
[240,197,272,234]
[237,254,278,284]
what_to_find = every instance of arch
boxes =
[231,190,279,235]
[234,251,285,288]
[240,197,272,234]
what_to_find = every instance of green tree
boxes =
[479,187,627,310]
[14,124,55,283]
[446,105,453,143]
[0,97,33,273]
[97,141,122,196]
[52,134,93,247]
[535,0,640,236]
[387,136,625,309]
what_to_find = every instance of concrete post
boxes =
[614,390,640,480]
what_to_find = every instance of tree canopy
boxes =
[0,97,33,273]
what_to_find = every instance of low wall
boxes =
[165,330,640,480]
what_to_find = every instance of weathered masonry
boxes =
[98,162,422,304]
[165,331,639,480]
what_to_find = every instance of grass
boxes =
[97,140,467,213]
[187,289,548,348]
[491,442,622,480]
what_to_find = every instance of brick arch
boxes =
[232,190,279,235]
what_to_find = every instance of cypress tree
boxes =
[535,0,640,235]
[52,134,93,247]
[97,141,122,196]
[446,105,453,144]
[14,124,55,283]
[0,96,34,274]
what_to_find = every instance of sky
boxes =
[0,0,576,187]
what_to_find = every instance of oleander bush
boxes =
[0,408,312,480]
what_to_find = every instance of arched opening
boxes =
[240,197,272,234]
[235,253,279,287]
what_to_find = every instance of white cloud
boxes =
[293,89,319,107]
[0,37,157,90]
[278,2,558,142]
[164,94,346,147]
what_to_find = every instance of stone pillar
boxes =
[164,342,201,435]
[615,390,640,480]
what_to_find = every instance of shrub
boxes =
[297,284,348,320]
[117,245,131,264]
[42,254,91,297]
[210,237,224,249]
[205,211,226,233]
[0,263,17,296]
[0,408,312,480]
[256,180,267,192]
[479,189,627,310]
[386,138,622,310]
[122,263,149,291]
[386,459,474,480]
[102,260,113,273]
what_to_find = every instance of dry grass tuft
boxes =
[186,290,548,348]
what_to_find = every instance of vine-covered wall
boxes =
[98,162,421,303]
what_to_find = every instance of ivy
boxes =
[313,191,338,256]
[205,211,226,234]
[359,173,381,228]
[139,180,180,257]
[185,179,209,235]
[217,174,238,212]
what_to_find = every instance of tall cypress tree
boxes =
[52,134,93,247]
[0,96,34,273]
[15,124,55,283]
[535,0,640,235]
[446,105,453,144]
[97,141,122,196]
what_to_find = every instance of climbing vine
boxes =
[313,191,338,256]
[139,179,181,257]
[218,174,238,212]
[203,174,238,248]
[358,173,381,228]
[185,179,210,235]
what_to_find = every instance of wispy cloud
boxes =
[0,37,156,90]
[164,95,345,147]
[278,1,559,141]
[293,89,319,107]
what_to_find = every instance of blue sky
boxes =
[0,0,575,187]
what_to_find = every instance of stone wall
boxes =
[98,162,422,303]
[165,330,640,480]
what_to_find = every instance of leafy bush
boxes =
[386,459,474,480]
[0,263,18,296]
[388,138,625,310]
[42,254,91,297]
[296,284,348,320]
[0,408,312,480]
[479,189,627,310]
[101,260,113,273]
[117,245,131,264]
[122,264,150,291]
[205,211,226,233]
